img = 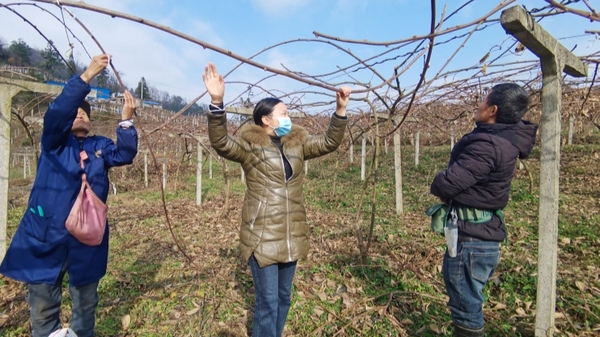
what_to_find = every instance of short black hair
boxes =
[488,83,529,124]
[79,100,91,117]
[253,97,282,126]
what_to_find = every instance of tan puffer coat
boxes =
[208,111,348,267]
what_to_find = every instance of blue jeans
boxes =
[27,262,99,337]
[249,255,297,337]
[442,240,500,330]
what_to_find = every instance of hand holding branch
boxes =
[81,54,110,84]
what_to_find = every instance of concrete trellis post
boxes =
[369,113,415,216]
[384,136,388,154]
[144,152,148,187]
[0,79,62,263]
[23,155,28,179]
[162,148,167,190]
[162,161,167,190]
[349,142,354,163]
[568,115,574,145]
[361,136,366,181]
[414,131,420,167]
[209,154,213,179]
[393,133,403,214]
[196,140,202,206]
[304,160,308,176]
[501,6,587,336]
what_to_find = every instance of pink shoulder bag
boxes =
[65,150,108,246]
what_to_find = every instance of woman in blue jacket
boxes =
[0,54,138,337]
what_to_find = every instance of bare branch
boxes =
[544,0,600,22]
[313,0,516,46]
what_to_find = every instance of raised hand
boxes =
[202,63,225,105]
[121,90,136,120]
[81,54,110,83]
[335,86,352,116]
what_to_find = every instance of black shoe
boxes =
[453,323,485,337]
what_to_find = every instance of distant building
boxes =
[142,100,162,108]
[132,98,162,109]
[91,86,111,100]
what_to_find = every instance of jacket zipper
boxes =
[285,188,291,262]
[249,200,262,230]
[277,145,294,262]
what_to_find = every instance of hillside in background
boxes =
[0,37,207,115]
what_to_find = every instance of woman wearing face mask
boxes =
[203,63,350,337]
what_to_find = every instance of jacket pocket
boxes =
[249,200,263,230]
[22,209,51,243]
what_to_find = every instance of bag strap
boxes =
[495,209,509,244]
[447,199,455,226]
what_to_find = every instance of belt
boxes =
[458,234,483,242]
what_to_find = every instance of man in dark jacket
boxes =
[0,54,138,337]
[430,83,538,337]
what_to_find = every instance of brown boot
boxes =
[453,323,485,337]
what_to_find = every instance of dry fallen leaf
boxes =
[401,318,414,325]
[575,281,587,292]
[186,307,200,316]
[341,294,353,308]
[429,323,442,334]
[492,302,507,310]
[121,314,131,331]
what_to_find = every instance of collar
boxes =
[240,124,308,147]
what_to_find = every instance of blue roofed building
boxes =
[44,80,111,101]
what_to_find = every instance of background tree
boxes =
[8,39,32,66]
[96,68,109,88]
[184,102,206,116]
[40,43,62,78]
[162,95,185,111]
[135,77,151,100]
[0,37,8,64]
[103,70,123,95]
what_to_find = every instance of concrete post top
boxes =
[500,5,587,78]
[0,78,98,99]
[0,78,62,96]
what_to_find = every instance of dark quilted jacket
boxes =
[431,121,538,210]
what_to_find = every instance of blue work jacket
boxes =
[0,75,138,286]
